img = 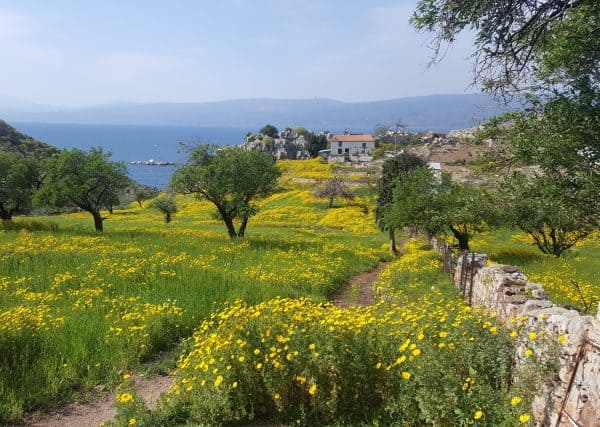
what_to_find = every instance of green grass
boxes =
[0,189,387,423]
[470,229,600,314]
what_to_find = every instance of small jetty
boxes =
[130,159,176,166]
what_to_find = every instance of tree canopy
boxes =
[260,124,279,138]
[171,145,281,238]
[34,148,129,231]
[376,153,427,253]
[152,194,178,223]
[411,0,599,98]
[315,177,354,208]
[384,167,492,251]
[0,151,42,221]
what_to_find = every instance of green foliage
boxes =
[151,194,178,223]
[133,186,158,208]
[385,168,492,250]
[0,120,59,159]
[0,151,42,220]
[305,134,328,157]
[171,146,281,238]
[34,147,129,231]
[411,0,599,97]
[500,173,597,257]
[260,124,279,138]
[375,153,426,231]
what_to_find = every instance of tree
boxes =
[376,153,427,254]
[35,148,129,232]
[315,177,354,208]
[171,145,281,239]
[411,0,599,98]
[306,134,328,157]
[412,0,600,255]
[385,167,492,251]
[0,152,42,221]
[133,186,158,208]
[260,124,279,138]
[152,194,178,223]
[501,173,598,257]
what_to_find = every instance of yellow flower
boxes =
[511,396,522,406]
[274,393,281,400]
[524,348,534,357]
[519,413,530,423]
[510,331,518,338]
[296,376,307,385]
[214,375,223,387]
[308,384,317,396]
[528,332,537,340]
[231,381,238,389]
[401,371,411,380]
[474,410,483,420]
[308,343,316,350]
[412,348,421,357]
[117,392,133,403]
[128,419,136,425]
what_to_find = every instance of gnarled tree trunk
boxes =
[91,209,104,232]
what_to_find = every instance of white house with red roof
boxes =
[328,133,375,156]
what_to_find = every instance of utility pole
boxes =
[394,120,406,154]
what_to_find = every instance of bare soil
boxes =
[21,374,172,427]
[332,262,389,307]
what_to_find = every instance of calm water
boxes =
[14,122,250,189]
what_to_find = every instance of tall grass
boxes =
[0,182,387,422]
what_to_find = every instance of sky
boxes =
[0,0,476,107]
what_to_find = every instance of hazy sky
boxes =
[0,0,476,106]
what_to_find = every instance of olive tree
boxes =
[0,151,42,221]
[501,173,598,257]
[315,177,354,208]
[34,148,129,231]
[385,167,493,251]
[376,153,427,254]
[171,145,281,238]
[152,194,178,223]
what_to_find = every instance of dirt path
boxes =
[21,262,393,427]
[332,261,389,307]
[22,374,171,427]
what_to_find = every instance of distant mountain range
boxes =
[1,94,515,131]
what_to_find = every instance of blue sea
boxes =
[13,122,250,189]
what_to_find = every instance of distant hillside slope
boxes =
[2,94,515,130]
[0,120,59,158]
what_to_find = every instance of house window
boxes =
[338,141,342,147]
[338,148,342,154]
[344,148,349,153]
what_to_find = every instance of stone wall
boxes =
[431,239,600,426]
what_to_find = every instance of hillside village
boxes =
[240,124,500,184]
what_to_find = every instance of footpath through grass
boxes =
[0,159,387,423]
[114,240,548,426]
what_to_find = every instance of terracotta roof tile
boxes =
[331,134,375,142]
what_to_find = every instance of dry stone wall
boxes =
[431,239,600,426]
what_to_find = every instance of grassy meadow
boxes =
[0,157,594,425]
[0,159,386,422]
[470,230,600,314]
